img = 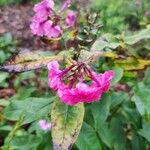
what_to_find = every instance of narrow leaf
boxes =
[115,57,150,71]
[0,50,62,72]
[124,25,150,45]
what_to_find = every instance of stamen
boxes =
[68,73,77,88]
[64,63,84,79]
[84,66,100,86]
[59,64,75,76]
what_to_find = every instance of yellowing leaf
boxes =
[101,52,118,59]
[0,50,63,72]
[51,98,84,150]
[69,29,78,40]
[115,57,150,71]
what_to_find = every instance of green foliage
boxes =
[76,122,103,150]
[132,67,150,120]
[9,135,41,150]
[4,97,55,124]
[0,33,16,64]
[0,0,39,6]
[92,0,150,34]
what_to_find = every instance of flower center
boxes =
[59,63,100,88]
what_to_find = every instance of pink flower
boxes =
[34,0,54,12]
[30,20,45,36]
[43,20,62,38]
[65,11,76,27]
[38,120,51,131]
[30,0,62,38]
[48,61,114,105]
[48,60,62,90]
[58,83,103,105]
[30,0,74,38]
[60,0,72,13]
[34,0,54,22]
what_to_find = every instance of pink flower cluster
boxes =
[48,61,114,105]
[30,0,76,38]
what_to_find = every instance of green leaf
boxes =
[110,117,127,150]
[91,33,122,51]
[3,97,55,124]
[138,121,150,142]
[143,67,150,85]
[132,82,150,118]
[97,123,113,148]
[76,123,102,150]
[10,135,41,150]
[91,94,111,124]
[3,33,13,44]
[0,33,13,46]
[0,72,9,83]
[124,25,150,45]
[91,94,113,148]
[110,92,127,109]
[111,67,124,85]
[0,125,12,133]
[0,51,7,64]
[91,26,150,53]
[0,99,10,107]
[13,87,36,100]
[51,98,84,150]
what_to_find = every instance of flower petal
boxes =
[65,10,76,27]
[43,20,62,38]
[30,21,45,36]
[58,82,102,105]
[48,61,62,90]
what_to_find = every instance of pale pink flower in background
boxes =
[65,10,76,27]
[38,120,51,131]
[48,61,114,105]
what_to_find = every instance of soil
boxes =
[0,3,50,50]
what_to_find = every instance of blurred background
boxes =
[0,0,150,50]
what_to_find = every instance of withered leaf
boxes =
[115,57,150,71]
[0,50,63,73]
